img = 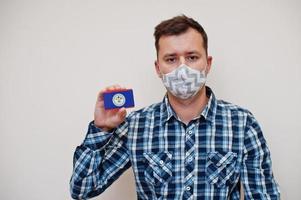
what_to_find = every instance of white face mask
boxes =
[161,64,207,99]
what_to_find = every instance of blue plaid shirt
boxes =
[70,86,280,199]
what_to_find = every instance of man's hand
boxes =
[94,85,127,131]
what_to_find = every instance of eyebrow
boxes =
[186,51,201,55]
[163,51,201,58]
[163,53,177,58]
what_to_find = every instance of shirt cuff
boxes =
[82,121,115,150]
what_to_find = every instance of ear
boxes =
[155,60,162,78]
[206,56,213,75]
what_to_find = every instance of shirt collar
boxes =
[160,86,217,125]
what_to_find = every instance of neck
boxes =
[167,86,209,125]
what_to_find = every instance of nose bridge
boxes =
[179,56,186,65]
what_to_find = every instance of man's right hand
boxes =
[94,85,127,132]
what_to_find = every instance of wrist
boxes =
[93,121,113,132]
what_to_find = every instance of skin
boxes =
[155,28,213,124]
[94,84,127,131]
[94,28,212,130]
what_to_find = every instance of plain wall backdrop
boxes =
[0,0,300,199]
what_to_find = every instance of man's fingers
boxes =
[117,107,127,119]
[106,86,114,91]
[113,84,121,90]
[106,84,121,91]
[97,89,106,101]
[98,100,104,108]
[97,85,127,103]
[105,84,127,91]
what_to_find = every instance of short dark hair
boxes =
[154,15,208,55]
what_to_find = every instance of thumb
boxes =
[117,107,127,120]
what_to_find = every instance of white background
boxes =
[0,0,300,199]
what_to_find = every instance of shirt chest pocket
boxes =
[206,151,239,188]
[143,151,173,186]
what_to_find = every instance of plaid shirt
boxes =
[70,86,280,199]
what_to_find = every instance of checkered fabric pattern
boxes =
[70,86,280,199]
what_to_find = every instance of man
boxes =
[70,15,280,199]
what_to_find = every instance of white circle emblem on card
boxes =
[112,93,126,107]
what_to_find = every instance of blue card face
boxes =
[103,89,135,110]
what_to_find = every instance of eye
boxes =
[165,57,177,64]
[187,55,199,62]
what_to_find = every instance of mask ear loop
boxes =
[202,64,208,77]
[202,65,208,91]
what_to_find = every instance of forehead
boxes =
[158,28,205,55]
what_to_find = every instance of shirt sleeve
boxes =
[69,120,131,199]
[241,113,281,199]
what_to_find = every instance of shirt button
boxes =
[188,130,192,135]
[188,157,193,162]
[186,186,191,191]
[159,160,164,166]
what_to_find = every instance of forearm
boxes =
[70,121,131,199]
